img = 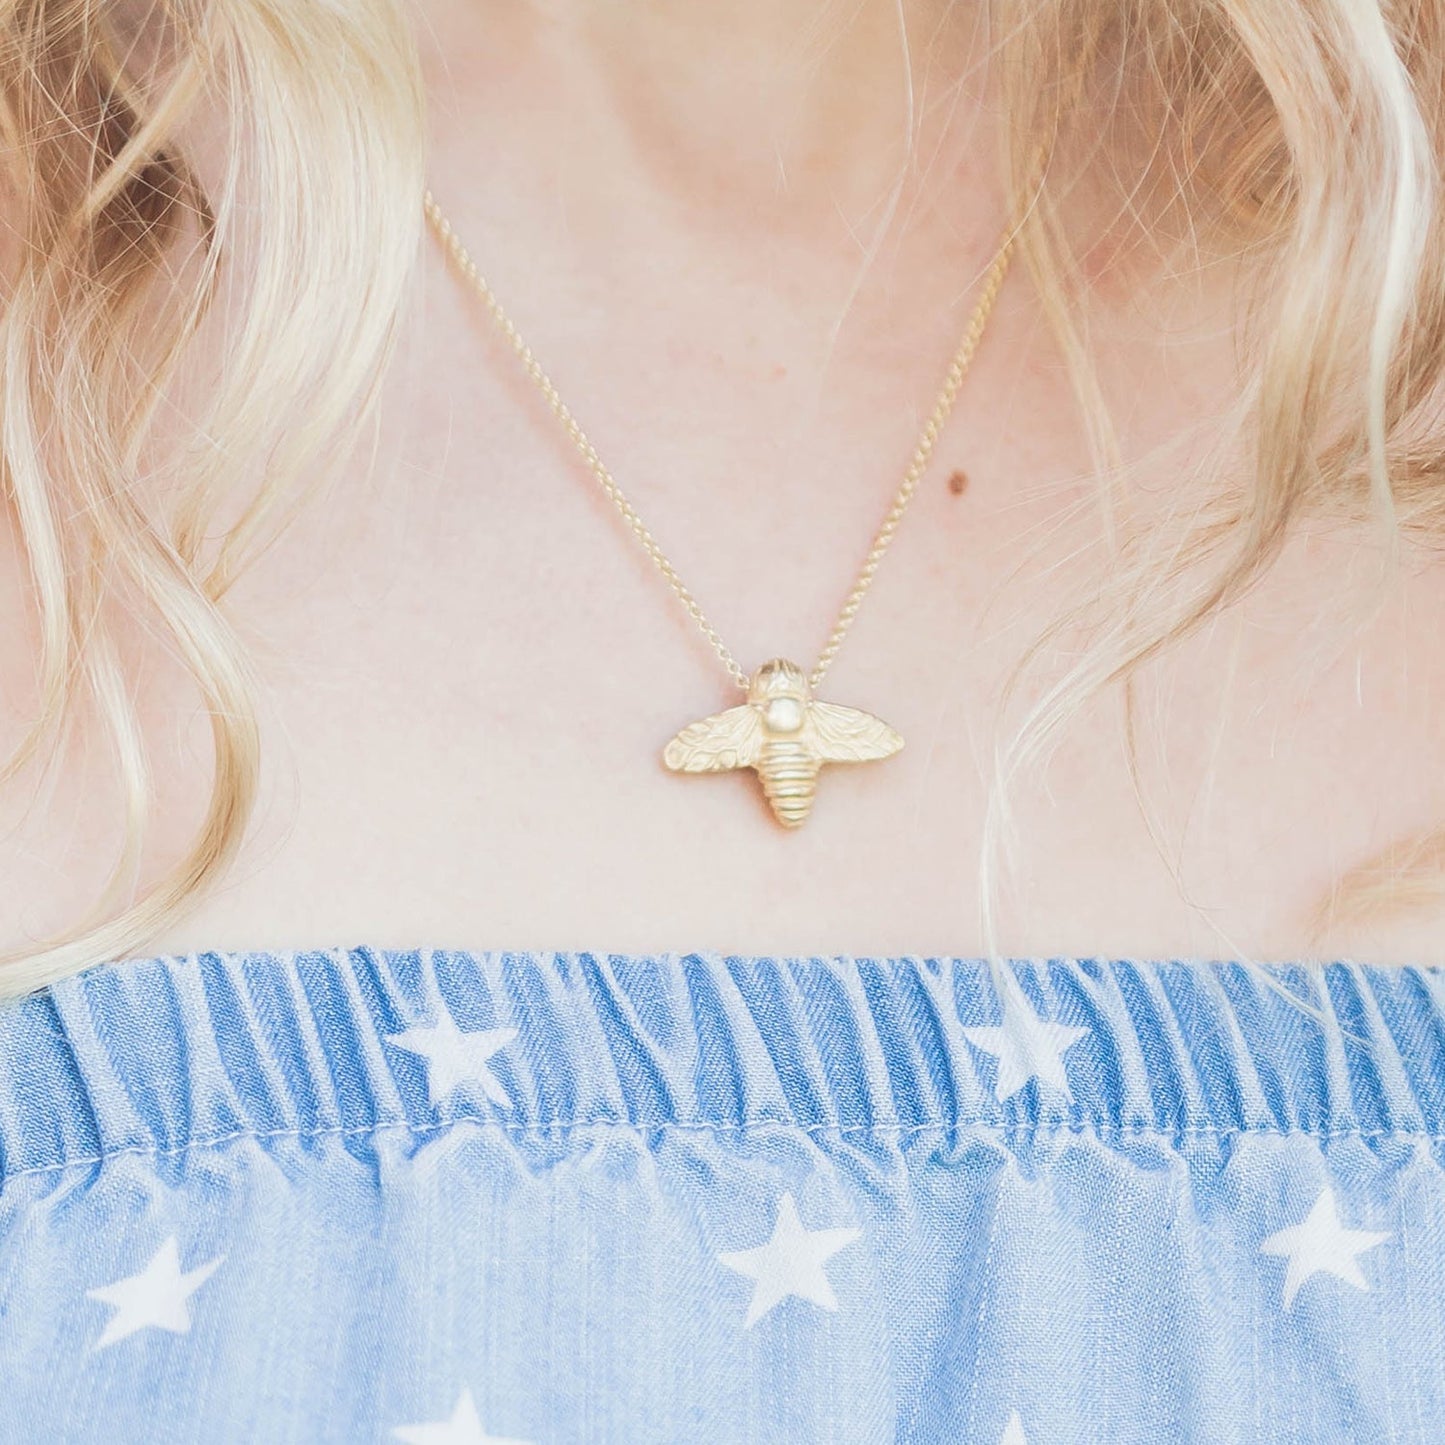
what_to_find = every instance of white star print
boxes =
[963,987,1089,1102]
[1260,1186,1391,1310]
[999,1412,1029,1445]
[717,1191,861,1328]
[388,1016,519,1108]
[392,1388,531,1445]
[86,1236,223,1349]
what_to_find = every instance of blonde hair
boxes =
[0,0,1439,997]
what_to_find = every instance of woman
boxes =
[0,0,1441,1439]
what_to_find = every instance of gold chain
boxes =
[423,186,1014,695]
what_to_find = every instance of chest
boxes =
[4,252,1445,971]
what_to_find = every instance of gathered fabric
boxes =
[0,945,1442,1443]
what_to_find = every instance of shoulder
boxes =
[1265,527,1445,966]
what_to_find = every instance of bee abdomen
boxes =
[758,740,821,828]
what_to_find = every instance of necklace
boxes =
[423,188,1014,830]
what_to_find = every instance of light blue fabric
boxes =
[1,946,1443,1443]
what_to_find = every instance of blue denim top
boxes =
[1,945,1442,1442]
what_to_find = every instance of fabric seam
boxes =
[2,1112,1440,1191]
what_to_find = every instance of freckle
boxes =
[947,468,969,495]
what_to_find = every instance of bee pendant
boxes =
[661,657,904,829]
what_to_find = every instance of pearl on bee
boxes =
[766,698,804,732]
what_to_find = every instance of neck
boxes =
[428,0,995,250]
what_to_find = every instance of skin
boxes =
[5,0,1445,969]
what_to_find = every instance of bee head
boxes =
[748,658,809,732]
[747,658,808,702]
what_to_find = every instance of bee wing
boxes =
[803,700,905,764]
[662,703,764,773]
